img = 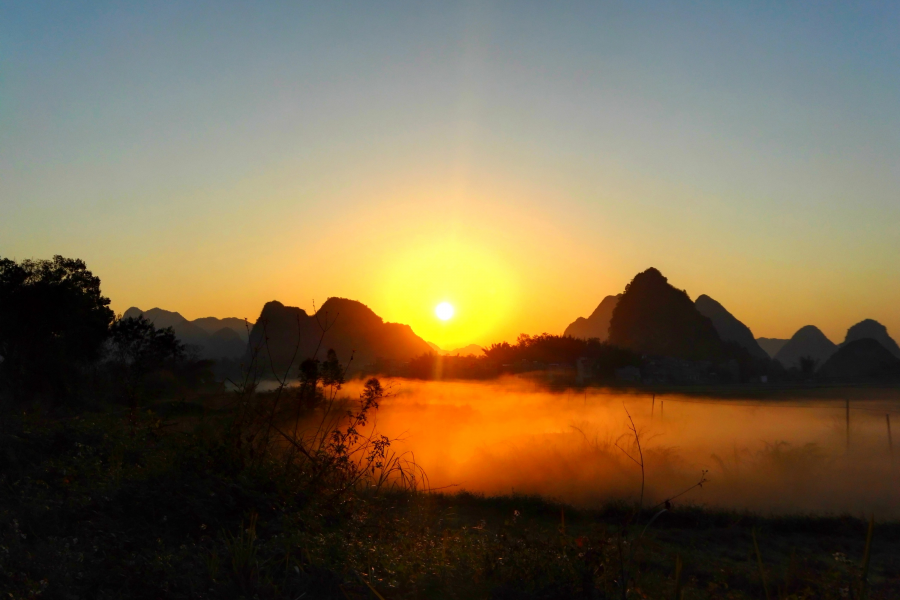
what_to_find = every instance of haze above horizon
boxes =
[2,2,899,348]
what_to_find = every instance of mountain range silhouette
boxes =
[756,338,788,359]
[607,268,724,360]
[773,325,837,370]
[564,269,900,376]
[769,320,900,371]
[428,342,486,357]
[129,269,899,378]
[563,295,621,341]
[122,307,248,359]
[842,319,900,358]
[565,285,767,360]
[693,294,768,360]
[247,297,433,374]
[819,338,900,381]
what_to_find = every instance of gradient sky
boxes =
[2,1,899,348]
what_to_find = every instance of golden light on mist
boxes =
[435,302,454,321]
[332,379,900,516]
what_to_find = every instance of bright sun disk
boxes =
[435,302,454,321]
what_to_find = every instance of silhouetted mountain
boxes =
[207,327,247,360]
[122,307,247,359]
[122,307,206,344]
[694,295,768,360]
[756,338,789,359]
[248,297,433,374]
[773,326,836,370]
[842,319,900,358]
[608,268,724,360]
[426,342,485,357]
[563,295,621,341]
[818,339,900,382]
[447,344,485,357]
[193,316,250,341]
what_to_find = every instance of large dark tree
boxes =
[608,267,724,361]
[0,256,115,404]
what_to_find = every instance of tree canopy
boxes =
[0,256,114,403]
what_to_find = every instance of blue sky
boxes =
[2,1,899,345]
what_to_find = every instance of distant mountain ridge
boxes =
[774,325,836,370]
[694,295,768,360]
[819,338,900,381]
[122,307,248,359]
[449,344,486,357]
[842,319,900,358]
[193,316,250,338]
[128,293,899,379]
[756,338,788,359]
[771,320,899,371]
[563,295,621,341]
[428,343,486,357]
[248,297,433,374]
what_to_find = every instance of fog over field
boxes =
[335,378,900,517]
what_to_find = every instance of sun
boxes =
[435,302,454,321]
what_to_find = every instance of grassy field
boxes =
[1,393,898,599]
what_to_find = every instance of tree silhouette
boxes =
[296,349,346,411]
[798,355,818,376]
[0,256,114,405]
[108,315,185,407]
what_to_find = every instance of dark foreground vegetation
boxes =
[2,401,899,599]
[3,256,899,599]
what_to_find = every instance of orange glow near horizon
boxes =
[377,236,520,349]
[94,180,900,348]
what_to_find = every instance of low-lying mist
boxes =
[333,377,900,517]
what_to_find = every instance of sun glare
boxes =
[435,302,454,321]
[378,238,519,348]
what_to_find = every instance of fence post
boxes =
[846,399,850,453]
[887,414,894,468]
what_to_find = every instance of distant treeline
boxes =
[485,333,636,366]
[401,333,640,380]
[397,333,780,384]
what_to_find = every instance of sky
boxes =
[2,1,899,349]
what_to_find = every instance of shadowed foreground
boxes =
[2,398,899,599]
